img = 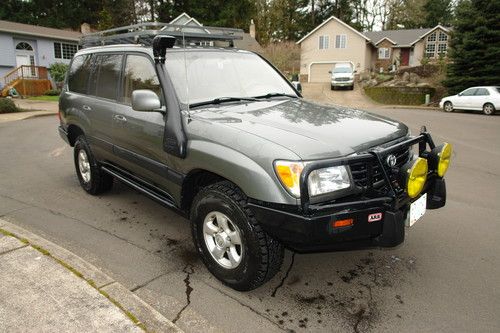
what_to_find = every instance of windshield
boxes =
[333,67,352,74]
[165,50,296,105]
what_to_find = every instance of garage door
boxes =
[309,63,333,83]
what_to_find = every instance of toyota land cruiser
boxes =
[58,24,452,291]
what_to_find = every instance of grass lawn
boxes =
[28,95,60,102]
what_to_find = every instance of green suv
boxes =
[58,27,451,291]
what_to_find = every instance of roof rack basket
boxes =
[80,22,243,49]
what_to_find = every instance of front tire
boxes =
[74,135,113,195]
[443,101,453,112]
[483,103,495,115]
[190,181,284,291]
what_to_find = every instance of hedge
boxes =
[364,86,436,105]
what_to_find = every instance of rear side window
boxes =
[95,54,123,100]
[475,88,490,96]
[122,54,161,105]
[67,55,92,94]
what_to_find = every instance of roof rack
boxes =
[80,22,244,49]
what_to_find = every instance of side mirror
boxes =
[291,81,302,93]
[458,93,462,96]
[132,90,161,112]
[354,70,357,73]
[328,70,332,74]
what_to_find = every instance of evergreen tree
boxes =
[444,0,500,94]
[423,0,452,27]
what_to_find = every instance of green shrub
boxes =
[375,74,393,83]
[364,86,436,105]
[0,98,20,113]
[44,89,61,96]
[48,63,69,85]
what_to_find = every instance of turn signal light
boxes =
[406,157,428,198]
[332,218,354,228]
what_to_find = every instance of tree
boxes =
[423,0,453,27]
[443,0,500,94]
[385,0,427,29]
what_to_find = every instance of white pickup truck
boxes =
[329,63,355,90]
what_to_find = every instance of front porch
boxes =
[1,65,52,97]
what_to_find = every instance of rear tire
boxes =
[483,103,495,115]
[190,181,284,291]
[74,135,113,195]
[443,101,453,112]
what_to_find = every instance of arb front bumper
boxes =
[249,131,448,253]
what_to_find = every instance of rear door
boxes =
[84,53,124,161]
[111,53,180,195]
[472,88,490,110]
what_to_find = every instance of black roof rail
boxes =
[80,22,244,49]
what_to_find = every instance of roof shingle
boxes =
[0,20,82,41]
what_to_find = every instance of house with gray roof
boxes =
[0,20,83,84]
[297,16,451,82]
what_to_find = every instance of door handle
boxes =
[82,105,92,111]
[113,115,127,122]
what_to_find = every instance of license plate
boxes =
[407,193,427,227]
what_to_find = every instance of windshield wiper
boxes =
[252,92,298,99]
[189,97,259,108]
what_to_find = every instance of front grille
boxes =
[350,146,411,188]
[334,77,351,82]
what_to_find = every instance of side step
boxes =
[101,164,181,213]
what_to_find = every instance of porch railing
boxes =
[3,65,49,85]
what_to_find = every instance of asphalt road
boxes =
[0,106,499,333]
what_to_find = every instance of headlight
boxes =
[406,157,428,198]
[274,161,351,198]
[308,166,350,196]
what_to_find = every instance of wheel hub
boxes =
[203,211,243,269]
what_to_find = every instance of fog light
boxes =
[437,143,452,177]
[406,158,428,198]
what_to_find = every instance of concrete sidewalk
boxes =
[0,219,182,333]
[0,99,57,123]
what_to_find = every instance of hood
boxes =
[191,99,408,160]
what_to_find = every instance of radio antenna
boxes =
[181,29,191,119]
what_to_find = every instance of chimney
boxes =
[80,23,91,35]
[249,19,255,39]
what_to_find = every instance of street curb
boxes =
[22,111,57,120]
[0,219,183,333]
[382,105,440,111]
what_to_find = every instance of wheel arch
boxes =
[67,124,85,146]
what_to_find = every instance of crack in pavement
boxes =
[130,271,170,292]
[271,252,296,297]
[173,264,194,324]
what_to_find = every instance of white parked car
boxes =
[439,86,500,115]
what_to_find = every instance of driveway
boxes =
[0,109,499,332]
[301,82,379,109]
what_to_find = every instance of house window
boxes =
[54,42,78,60]
[319,35,329,49]
[16,42,34,51]
[437,43,447,55]
[378,47,391,59]
[438,32,448,42]
[335,35,347,48]
[427,32,436,42]
[425,44,436,58]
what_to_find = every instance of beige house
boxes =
[297,16,451,82]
